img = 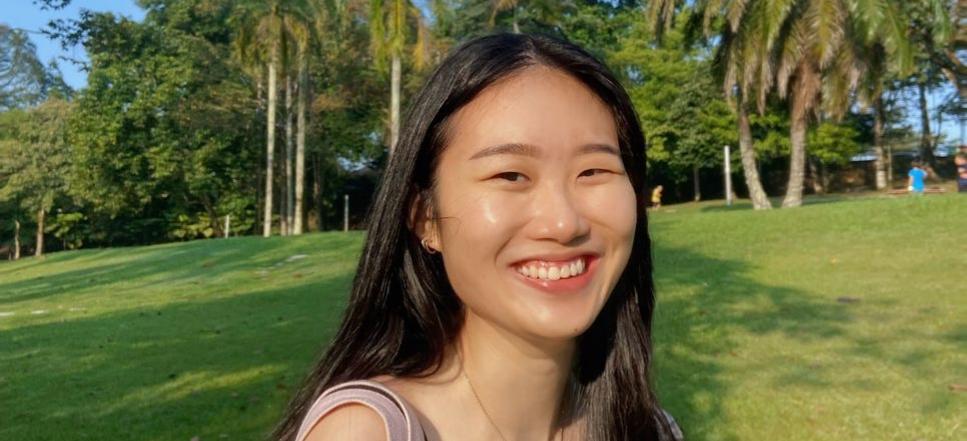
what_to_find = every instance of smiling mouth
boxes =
[514,256,589,281]
[511,254,599,294]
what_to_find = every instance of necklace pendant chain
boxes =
[459,350,565,441]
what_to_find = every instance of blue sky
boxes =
[1,0,145,90]
[2,0,962,146]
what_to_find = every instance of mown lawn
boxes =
[1,194,964,441]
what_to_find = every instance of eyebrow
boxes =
[469,142,620,160]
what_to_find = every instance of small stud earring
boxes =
[421,238,438,254]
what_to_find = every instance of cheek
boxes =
[434,180,529,292]
[583,179,638,243]
[438,191,526,249]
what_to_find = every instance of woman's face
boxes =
[426,66,637,341]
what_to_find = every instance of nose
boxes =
[526,180,590,244]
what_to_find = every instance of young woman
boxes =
[272,33,675,441]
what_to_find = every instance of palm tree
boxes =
[649,1,772,209]
[233,1,284,236]
[650,0,911,207]
[491,0,522,33]
[282,12,312,235]
[290,0,324,235]
[294,50,308,235]
[369,0,429,154]
[857,42,890,190]
[736,87,773,209]
[489,0,573,34]
[280,3,312,236]
[283,71,293,235]
[905,0,959,173]
[233,0,312,236]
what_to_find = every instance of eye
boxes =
[493,172,527,182]
[578,169,609,178]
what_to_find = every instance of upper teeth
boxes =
[517,257,586,281]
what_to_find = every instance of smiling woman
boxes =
[271,33,677,441]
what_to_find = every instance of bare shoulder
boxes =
[302,403,387,441]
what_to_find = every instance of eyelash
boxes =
[491,169,611,183]
[494,172,526,182]
[579,169,609,178]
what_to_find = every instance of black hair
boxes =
[272,32,669,441]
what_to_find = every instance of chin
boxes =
[518,307,602,341]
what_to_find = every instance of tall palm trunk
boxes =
[783,66,816,208]
[313,153,323,230]
[294,54,307,235]
[284,73,295,236]
[808,157,825,194]
[736,94,772,209]
[14,219,20,260]
[35,209,44,257]
[783,95,808,207]
[512,6,520,33]
[263,47,278,237]
[917,80,937,171]
[692,164,701,201]
[389,52,401,153]
[873,94,888,189]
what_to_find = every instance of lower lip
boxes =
[512,256,598,295]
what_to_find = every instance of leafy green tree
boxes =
[0,21,73,258]
[611,22,737,199]
[489,0,574,34]
[0,97,72,257]
[66,7,261,244]
[806,121,862,193]
[650,0,912,207]
[902,0,964,99]
[0,24,69,110]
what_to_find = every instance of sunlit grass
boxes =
[1,194,964,440]
[650,194,966,441]
[1,233,363,440]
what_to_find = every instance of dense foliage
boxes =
[0,0,963,256]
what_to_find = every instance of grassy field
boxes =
[1,194,964,440]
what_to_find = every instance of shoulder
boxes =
[302,403,387,441]
[296,378,422,441]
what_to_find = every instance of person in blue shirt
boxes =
[907,162,928,194]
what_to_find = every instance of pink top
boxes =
[295,380,427,441]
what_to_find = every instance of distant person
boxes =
[956,145,967,193]
[651,185,664,209]
[908,162,928,195]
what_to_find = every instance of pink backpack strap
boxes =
[295,380,426,441]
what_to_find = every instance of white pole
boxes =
[224,215,230,238]
[724,145,733,206]
[343,194,349,232]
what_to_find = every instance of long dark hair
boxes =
[272,33,668,441]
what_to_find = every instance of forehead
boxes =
[443,66,618,158]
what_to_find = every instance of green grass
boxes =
[1,194,964,440]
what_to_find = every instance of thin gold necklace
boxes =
[459,350,566,441]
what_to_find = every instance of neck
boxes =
[454,310,576,440]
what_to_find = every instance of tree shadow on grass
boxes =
[1,243,852,441]
[0,234,360,308]
[698,195,858,213]
[2,233,958,440]
[0,271,353,441]
[651,242,854,441]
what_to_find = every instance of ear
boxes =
[408,191,440,252]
